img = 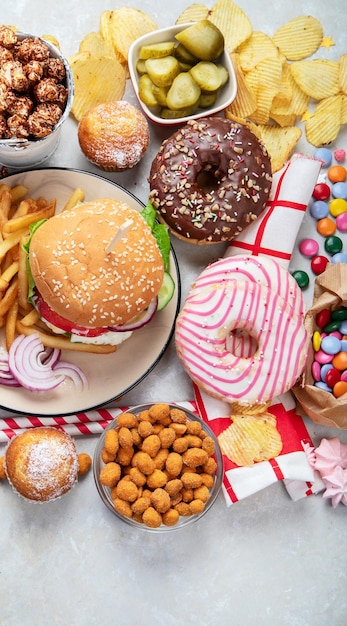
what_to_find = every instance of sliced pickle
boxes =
[175,20,224,62]
[152,84,169,107]
[136,58,147,75]
[174,42,198,64]
[178,61,194,72]
[199,92,218,108]
[145,55,181,87]
[160,107,195,119]
[189,61,222,92]
[139,41,175,59]
[166,72,201,110]
[216,63,229,87]
[138,73,159,107]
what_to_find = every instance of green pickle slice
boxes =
[166,72,201,110]
[145,56,181,87]
[174,20,224,62]
[139,42,176,59]
[189,61,222,92]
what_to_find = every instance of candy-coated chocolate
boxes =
[316,308,331,327]
[332,252,347,264]
[331,308,347,321]
[332,182,347,199]
[311,360,321,381]
[321,363,333,382]
[329,198,347,217]
[325,367,341,388]
[339,320,347,334]
[341,370,347,382]
[321,335,341,355]
[299,238,319,257]
[332,351,347,370]
[341,339,347,352]
[291,270,309,289]
[311,255,329,275]
[315,381,332,392]
[312,330,321,351]
[330,331,342,339]
[333,380,347,398]
[334,149,346,163]
[323,320,342,333]
[336,212,347,232]
[315,349,334,364]
[316,217,336,236]
[310,200,329,219]
[313,182,331,201]
[324,235,342,255]
[314,147,332,167]
[328,165,346,183]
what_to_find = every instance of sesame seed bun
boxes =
[29,198,164,328]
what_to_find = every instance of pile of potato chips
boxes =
[176,0,346,170]
[68,7,157,121]
[67,0,346,171]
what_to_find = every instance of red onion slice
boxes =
[109,297,158,332]
[8,334,65,392]
[53,362,88,392]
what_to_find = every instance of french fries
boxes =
[0,184,118,359]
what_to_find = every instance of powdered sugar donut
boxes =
[175,261,309,405]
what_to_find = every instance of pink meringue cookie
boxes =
[314,438,347,477]
[322,466,347,508]
[302,441,316,469]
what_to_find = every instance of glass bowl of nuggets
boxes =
[93,403,223,532]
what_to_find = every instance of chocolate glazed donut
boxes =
[148,117,272,244]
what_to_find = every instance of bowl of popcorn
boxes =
[128,21,236,126]
[0,26,73,169]
[93,403,223,531]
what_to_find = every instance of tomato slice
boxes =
[32,289,108,337]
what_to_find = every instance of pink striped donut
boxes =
[175,263,309,405]
[187,255,305,358]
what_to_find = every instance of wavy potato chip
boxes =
[218,413,283,466]
[272,15,323,61]
[305,95,342,147]
[209,0,252,53]
[69,53,126,121]
[339,54,347,95]
[245,56,283,124]
[106,8,157,64]
[255,124,302,173]
[341,95,347,125]
[290,59,340,101]
[225,53,257,118]
[175,3,209,24]
[79,31,114,57]
[237,31,279,72]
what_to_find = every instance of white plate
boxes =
[0,168,181,416]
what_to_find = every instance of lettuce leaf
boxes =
[141,202,171,272]
[23,219,47,301]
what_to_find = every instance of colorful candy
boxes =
[314,147,332,167]
[311,306,347,398]
[329,198,347,217]
[299,238,319,257]
[311,255,329,275]
[336,212,347,232]
[334,149,346,163]
[332,182,347,200]
[316,217,336,236]
[324,235,343,255]
[291,269,309,289]
[310,200,329,219]
[328,165,346,183]
[312,182,331,201]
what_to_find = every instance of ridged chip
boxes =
[175,3,209,24]
[245,56,283,124]
[69,53,126,121]
[254,124,302,173]
[290,59,340,101]
[208,0,252,53]
[79,31,115,57]
[305,95,342,147]
[225,53,256,118]
[104,8,157,65]
[237,31,279,72]
[341,95,347,125]
[339,54,347,95]
[218,413,283,466]
[272,15,323,61]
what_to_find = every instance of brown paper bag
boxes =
[293,263,347,430]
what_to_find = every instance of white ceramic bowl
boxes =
[128,23,237,127]
[93,403,223,532]
[0,32,73,169]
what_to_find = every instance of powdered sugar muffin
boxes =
[78,100,150,171]
[4,427,79,502]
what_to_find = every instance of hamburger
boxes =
[26,198,168,347]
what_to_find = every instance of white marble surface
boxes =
[0,2,346,625]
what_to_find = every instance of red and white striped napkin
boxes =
[190,153,322,505]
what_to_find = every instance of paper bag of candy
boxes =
[293,263,347,429]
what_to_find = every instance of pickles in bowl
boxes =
[128,22,237,126]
